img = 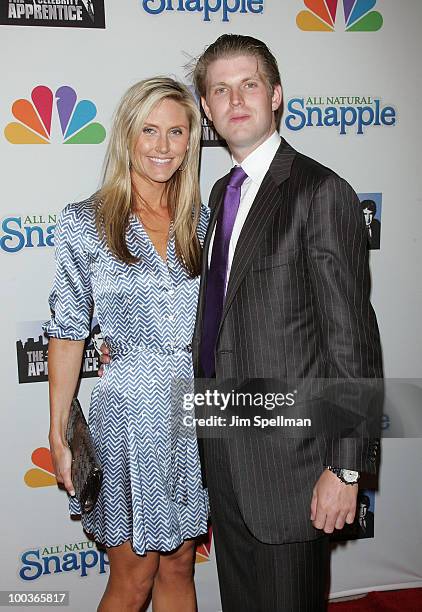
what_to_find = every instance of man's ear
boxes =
[271,84,283,113]
[201,96,213,122]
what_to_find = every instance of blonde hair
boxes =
[96,77,202,276]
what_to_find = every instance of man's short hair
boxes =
[361,199,377,214]
[192,34,283,124]
[360,494,371,509]
[91,324,101,340]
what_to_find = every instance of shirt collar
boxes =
[232,131,281,184]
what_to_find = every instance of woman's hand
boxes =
[50,439,75,497]
[98,342,111,377]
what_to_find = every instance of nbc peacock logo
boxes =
[24,447,57,488]
[4,85,106,145]
[297,0,383,32]
[195,525,213,564]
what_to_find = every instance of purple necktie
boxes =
[200,166,248,377]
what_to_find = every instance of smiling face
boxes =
[132,97,190,186]
[201,54,282,162]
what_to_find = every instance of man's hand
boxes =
[98,342,110,377]
[310,469,358,533]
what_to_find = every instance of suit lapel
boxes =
[219,139,297,334]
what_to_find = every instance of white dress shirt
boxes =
[208,131,281,288]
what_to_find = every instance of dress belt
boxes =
[108,341,192,357]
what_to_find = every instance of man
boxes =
[80,0,95,22]
[361,198,381,249]
[192,35,383,611]
[357,493,375,538]
[90,323,104,356]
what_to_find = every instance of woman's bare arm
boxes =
[48,337,85,496]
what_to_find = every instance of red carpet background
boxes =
[329,588,422,611]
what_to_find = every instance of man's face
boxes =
[201,54,282,161]
[363,208,374,226]
[92,332,104,354]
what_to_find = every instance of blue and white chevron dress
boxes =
[44,197,209,555]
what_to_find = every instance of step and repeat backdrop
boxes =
[1,1,422,610]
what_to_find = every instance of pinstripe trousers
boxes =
[205,438,330,612]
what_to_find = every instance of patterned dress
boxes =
[44,196,209,555]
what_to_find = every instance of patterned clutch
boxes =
[65,398,103,513]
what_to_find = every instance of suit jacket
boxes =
[193,138,383,544]
[368,218,381,250]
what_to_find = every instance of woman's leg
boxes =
[152,540,197,612]
[98,541,159,612]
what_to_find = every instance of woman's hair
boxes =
[96,77,202,276]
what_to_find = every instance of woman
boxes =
[44,78,209,611]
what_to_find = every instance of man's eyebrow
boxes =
[241,74,261,82]
[210,74,261,87]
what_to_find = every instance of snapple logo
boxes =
[19,542,109,581]
[285,96,396,135]
[0,214,56,254]
[140,0,264,22]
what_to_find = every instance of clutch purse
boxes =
[65,398,103,513]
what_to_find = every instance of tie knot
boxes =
[228,166,247,189]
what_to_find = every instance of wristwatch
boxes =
[327,467,360,485]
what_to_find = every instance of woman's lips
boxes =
[148,157,173,166]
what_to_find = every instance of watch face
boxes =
[342,469,359,482]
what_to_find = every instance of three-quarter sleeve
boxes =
[43,204,93,340]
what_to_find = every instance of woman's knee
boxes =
[156,542,195,584]
[130,569,157,601]
[107,545,159,603]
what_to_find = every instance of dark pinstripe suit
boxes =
[193,138,383,610]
